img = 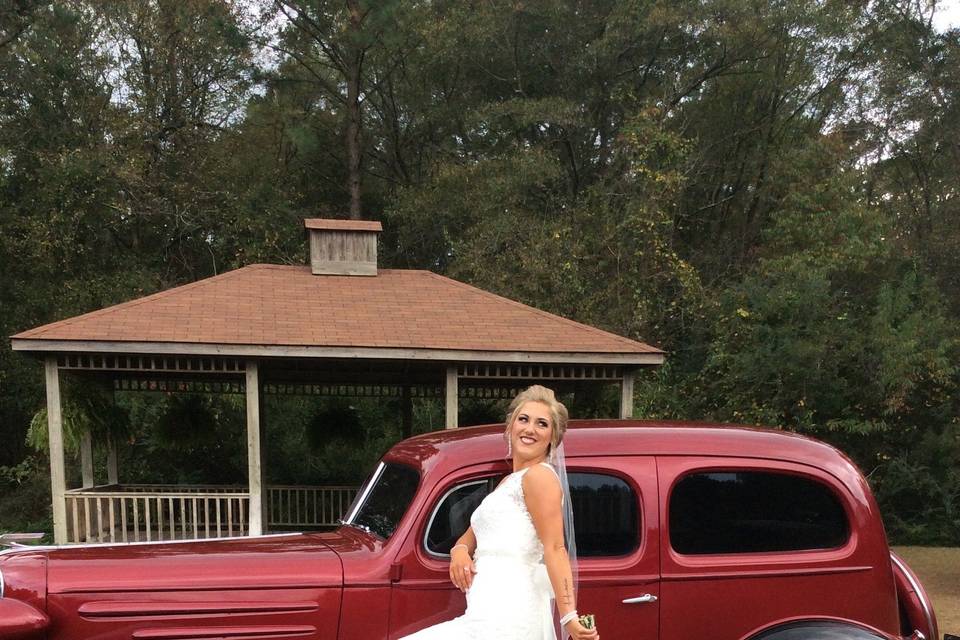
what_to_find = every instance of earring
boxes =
[506,437,512,457]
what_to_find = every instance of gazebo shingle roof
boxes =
[12,265,662,357]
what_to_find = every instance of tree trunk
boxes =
[346,0,364,219]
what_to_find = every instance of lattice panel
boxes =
[264,383,444,398]
[115,379,246,394]
[59,354,245,374]
[459,385,529,399]
[458,364,622,380]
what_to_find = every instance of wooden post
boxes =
[445,367,458,429]
[106,435,119,485]
[619,370,635,419]
[80,429,94,488]
[246,360,263,536]
[401,385,413,439]
[45,357,68,544]
[258,382,268,532]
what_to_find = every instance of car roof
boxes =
[384,419,862,484]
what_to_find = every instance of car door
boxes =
[573,456,659,640]
[387,457,659,640]
[657,456,886,640]
[386,463,501,638]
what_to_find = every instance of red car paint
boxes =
[0,421,940,640]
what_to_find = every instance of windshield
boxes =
[344,461,420,539]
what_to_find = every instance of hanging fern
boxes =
[26,380,130,455]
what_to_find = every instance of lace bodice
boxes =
[470,464,547,566]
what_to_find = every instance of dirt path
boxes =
[892,546,960,636]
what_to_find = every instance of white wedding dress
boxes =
[398,462,559,640]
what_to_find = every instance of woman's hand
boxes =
[564,618,599,640]
[448,545,476,592]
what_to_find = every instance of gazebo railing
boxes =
[64,484,359,544]
[267,485,358,528]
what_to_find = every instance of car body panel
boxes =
[17,535,343,640]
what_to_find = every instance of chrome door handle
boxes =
[622,594,658,604]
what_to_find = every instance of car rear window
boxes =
[425,472,639,557]
[669,470,849,554]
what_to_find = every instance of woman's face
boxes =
[509,400,554,462]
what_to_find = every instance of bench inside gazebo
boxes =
[12,219,664,545]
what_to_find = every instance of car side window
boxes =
[669,470,850,555]
[571,472,640,557]
[424,477,497,556]
[424,472,640,558]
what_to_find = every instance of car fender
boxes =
[745,619,900,640]
[0,598,49,640]
[890,551,939,640]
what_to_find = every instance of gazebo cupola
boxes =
[305,218,381,276]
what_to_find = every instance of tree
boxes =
[269,0,406,218]
[97,0,256,280]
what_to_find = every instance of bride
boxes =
[398,385,600,640]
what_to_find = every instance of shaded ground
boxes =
[893,546,960,636]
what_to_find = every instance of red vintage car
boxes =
[0,420,941,640]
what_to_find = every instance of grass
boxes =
[892,546,960,637]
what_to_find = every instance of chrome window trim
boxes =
[891,552,936,639]
[0,563,4,598]
[423,478,490,558]
[343,461,385,525]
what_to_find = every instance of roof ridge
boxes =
[420,271,662,353]
[12,266,259,339]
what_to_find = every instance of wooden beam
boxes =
[80,429,94,488]
[245,360,263,536]
[11,339,666,366]
[45,357,68,544]
[619,370,635,419]
[445,367,458,429]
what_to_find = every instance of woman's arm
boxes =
[450,525,477,592]
[524,466,599,640]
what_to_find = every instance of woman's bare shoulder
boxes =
[521,463,562,498]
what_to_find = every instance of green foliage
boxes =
[873,422,960,545]
[0,456,52,538]
[700,142,958,449]
[2,0,960,545]
[119,393,247,485]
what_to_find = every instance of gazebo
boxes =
[11,219,664,544]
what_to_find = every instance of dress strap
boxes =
[538,461,560,480]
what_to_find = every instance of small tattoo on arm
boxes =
[562,578,573,604]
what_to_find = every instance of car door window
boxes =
[571,472,639,557]
[424,472,640,557]
[669,470,849,554]
[424,477,497,555]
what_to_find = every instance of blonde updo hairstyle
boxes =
[504,385,569,459]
